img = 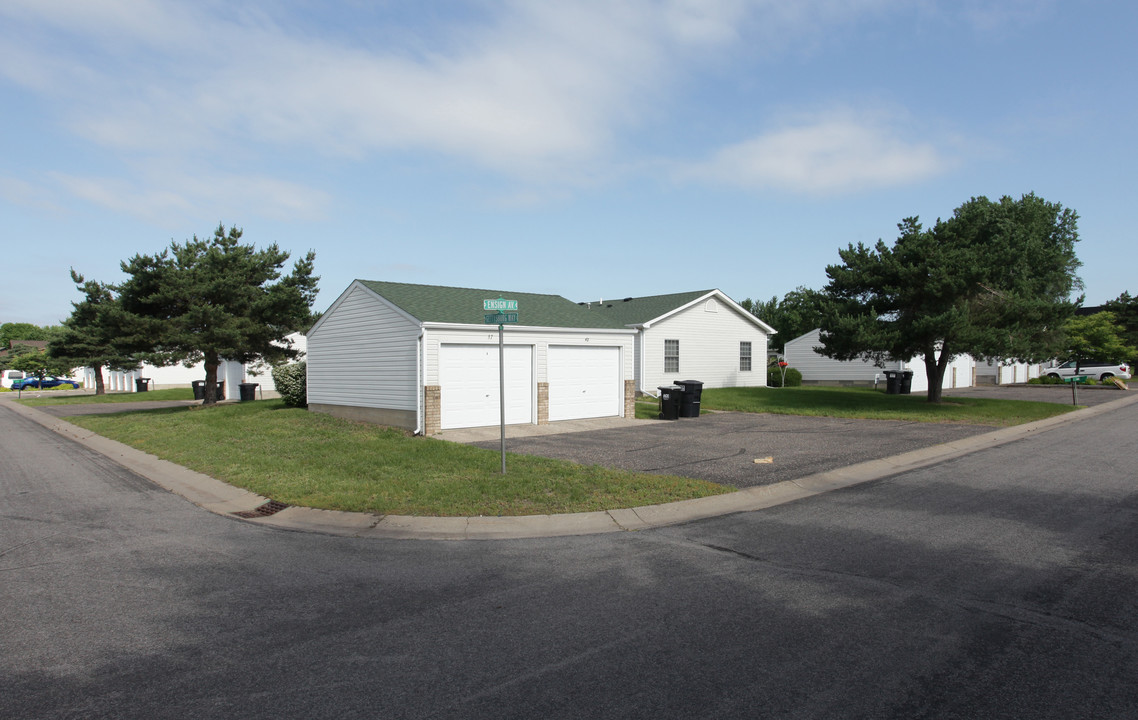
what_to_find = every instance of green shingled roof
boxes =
[356,280,630,329]
[576,290,715,325]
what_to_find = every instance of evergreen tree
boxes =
[820,194,1082,402]
[48,270,143,395]
[117,224,318,405]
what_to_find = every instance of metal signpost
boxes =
[483,298,519,473]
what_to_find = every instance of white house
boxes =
[306,282,774,434]
[782,329,975,393]
[579,290,775,395]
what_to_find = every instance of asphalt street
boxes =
[2,394,1137,718]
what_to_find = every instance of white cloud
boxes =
[680,109,949,194]
[51,170,330,225]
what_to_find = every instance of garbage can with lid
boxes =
[239,382,259,402]
[135,377,151,392]
[658,386,681,420]
[883,370,901,394]
[191,380,225,400]
[900,370,914,395]
[675,379,704,418]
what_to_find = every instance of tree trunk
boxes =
[93,367,105,396]
[203,353,220,405]
[925,343,950,403]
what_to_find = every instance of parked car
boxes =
[10,375,81,390]
[2,369,25,389]
[1046,360,1131,382]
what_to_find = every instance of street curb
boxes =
[8,391,1138,540]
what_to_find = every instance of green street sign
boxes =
[484,298,518,312]
[484,312,518,324]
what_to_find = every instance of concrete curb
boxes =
[8,391,1138,540]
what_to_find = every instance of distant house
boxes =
[782,329,976,392]
[79,333,306,398]
[306,281,774,434]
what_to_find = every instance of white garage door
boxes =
[548,345,621,422]
[440,344,533,430]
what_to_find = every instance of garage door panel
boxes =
[548,346,620,422]
[440,344,533,429]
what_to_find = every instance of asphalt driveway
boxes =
[474,385,1131,489]
[472,411,992,489]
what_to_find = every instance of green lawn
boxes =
[63,400,730,517]
[700,386,1074,426]
[18,388,195,406]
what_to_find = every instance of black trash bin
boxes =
[239,382,259,402]
[900,370,914,395]
[135,377,151,392]
[191,380,225,400]
[675,380,704,418]
[883,370,900,394]
[658,385,681,420]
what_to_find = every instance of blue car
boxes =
[10,375,80,390]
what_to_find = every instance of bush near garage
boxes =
[272,361,307,408]
[767,366,802,387]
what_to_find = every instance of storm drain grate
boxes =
[233,500,290,518]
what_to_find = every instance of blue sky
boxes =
[2,0,1134,327]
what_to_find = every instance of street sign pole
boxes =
[499,322,506,474]
[484,299,518,475]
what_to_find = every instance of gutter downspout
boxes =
[416,327,424,435]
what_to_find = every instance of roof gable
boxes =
[356,280,629,329]
[580,289,775,334]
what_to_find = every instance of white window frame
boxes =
[664,339,679,374]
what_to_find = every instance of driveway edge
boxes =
[8,392,1138,540]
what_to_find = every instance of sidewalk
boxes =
[7,392,1138,540]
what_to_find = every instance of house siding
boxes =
[307,284,420,413]
[784,329,887,385]
[641,298,768,391]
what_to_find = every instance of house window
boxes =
[740,341,752,371]
[664,339,679,373]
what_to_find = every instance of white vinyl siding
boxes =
[641,298,769,390]
[307,284,419,410]
[784,329,882,384]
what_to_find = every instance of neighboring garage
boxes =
[307,280,636,434]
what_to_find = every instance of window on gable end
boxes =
[664,339,679,374]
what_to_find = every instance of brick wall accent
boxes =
[537,382,549,425]
[624,379,636,419]
[424,385,441,435]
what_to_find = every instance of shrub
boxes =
[767,366,802,387]
[272,361,307,408]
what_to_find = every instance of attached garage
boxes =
[547,345,622,422]
[439,344,534,430]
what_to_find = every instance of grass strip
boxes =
[700,386,1074,426]
[17,388,195,406]
[64,400,730,517]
